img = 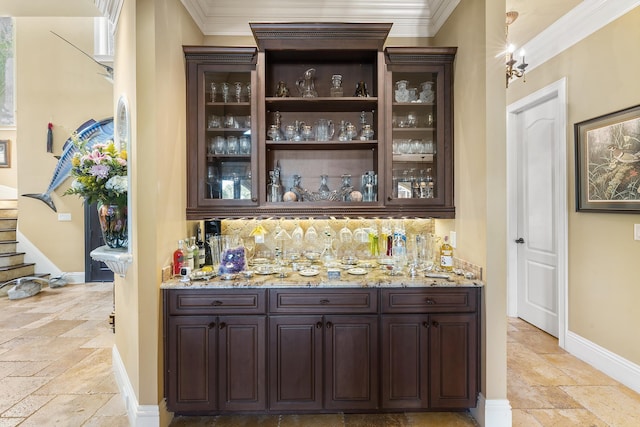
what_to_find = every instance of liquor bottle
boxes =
[185,237,195,270]
[173,240,185,276]
[189,236,199,270]
[196,226,206,268]
[440,235,454,272]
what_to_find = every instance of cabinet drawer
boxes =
[269,289,378,314]
[381,288,478,313]
[166,289,267,315]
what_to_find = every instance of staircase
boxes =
[0,199,49,287]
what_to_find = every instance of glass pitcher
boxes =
[296,68,318,98]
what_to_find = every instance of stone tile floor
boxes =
[1,282,639,426]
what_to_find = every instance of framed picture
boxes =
[0,140,9,167]
[575,104,640,213]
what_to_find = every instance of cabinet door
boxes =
[324,315,379,410]
[166,316,217,412]
[384,48,456,218]
[268,315,323,411]
[184,47,259,219]
[380,315,429,409]
[429,313,478,408]
[218,316,266,411]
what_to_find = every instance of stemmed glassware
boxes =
[243,236,256,265]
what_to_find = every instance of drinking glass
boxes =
[213,136,226,155]
[234,82,243,103]
[221,82,230,103]
[210,82,218,102]
[239,135,251,155]
[226,136,239,155]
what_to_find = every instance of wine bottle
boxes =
[185,237,195,270]
[440,235,453,272]
[173,240,185,276]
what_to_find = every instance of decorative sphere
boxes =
[283,191,297,202]
[350,190,363,202]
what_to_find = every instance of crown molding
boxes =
[522,0,640,73]
[181,0,452,38]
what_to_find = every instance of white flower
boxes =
[71,179,84,191]
[105,175,128,194]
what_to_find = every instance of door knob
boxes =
[515,237,525,244]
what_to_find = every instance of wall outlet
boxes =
[635,224,640,241]
[57,213,72,221]
[449,231,457,248]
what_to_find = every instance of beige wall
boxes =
[15,17,112,271]
[507,7,640,365]
[436,0,508,402]
[113,0,203,417]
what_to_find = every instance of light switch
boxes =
[635,224,640,241]
[58,213,72,221]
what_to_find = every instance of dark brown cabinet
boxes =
[163,286,479,415]
[184,24,456,219]
[269,314,378,411]
[164,289,267,413]
[380,288,480,410]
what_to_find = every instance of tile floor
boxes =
[1,282,639,426]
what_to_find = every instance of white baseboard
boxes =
[112,345,160,427]
[470,394,512,427]
[565,330,640,394]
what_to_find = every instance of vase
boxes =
[97,202,128,249]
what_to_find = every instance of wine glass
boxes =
[243,237,256,265]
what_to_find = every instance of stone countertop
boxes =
[161,264,483,289]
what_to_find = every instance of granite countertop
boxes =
[161,262,483,290]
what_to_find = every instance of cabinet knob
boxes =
[212,300,223,306]
[320,299,330,305]
[432,320,439,328]
[219,322,227,329]
[251,197,258,202]
[316,321,323,329]
[208,322,216,329]
[326,321,333,329]
[425,298,435,305]
[422,321,429,328]
[387,196,392,201]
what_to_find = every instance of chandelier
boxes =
[505,11,528,88]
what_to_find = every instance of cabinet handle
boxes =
[219,322,227,329]
[425,298,435,305]
[208,322,216,329]
[326,321,333,329]
[212,300,223,306]
[432,320,439,328]
[320,299,330,305]
[422,321,429,328]
[316,321,323,329]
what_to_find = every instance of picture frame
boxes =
[0,140,9,167]
[575,104,640,213]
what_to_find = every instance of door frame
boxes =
[506,77,568,348]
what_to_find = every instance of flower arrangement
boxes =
[64,135,128,206]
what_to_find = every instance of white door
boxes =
[508,79,567,342]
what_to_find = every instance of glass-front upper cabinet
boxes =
[384,47,456,217]
[184,47,258,219]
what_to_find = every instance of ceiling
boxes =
[0,0,583,45]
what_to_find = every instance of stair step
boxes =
[0,241,18,254]
[0,252,25,268]
[0,208,17,219]
[0,199,17,209]
[0,263,36,283]
[0,229,17,241]
[0,218,17,230]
